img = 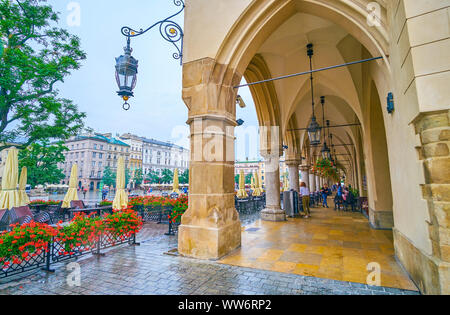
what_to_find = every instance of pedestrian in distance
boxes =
[300,182,311,218]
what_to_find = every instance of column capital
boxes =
[300,164,310,172]
[285,159,301,167]
[260,151,283,160]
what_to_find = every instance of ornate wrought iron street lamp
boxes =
[320,96,331,159]
[306,43,322,146]
[115,0,185,110]
[115,38,138,110]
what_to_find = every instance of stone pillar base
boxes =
[394,228,449,295]
[369,208,394,229]
[178,221,241,260]
[261,207,286,222]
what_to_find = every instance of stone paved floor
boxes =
[0,222,419,295]
[220,206,418,291]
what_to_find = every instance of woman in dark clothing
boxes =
[320,184,331,208]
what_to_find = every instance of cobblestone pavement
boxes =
[0,222,419,295]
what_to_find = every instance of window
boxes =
[93,152,97,158]
[99,153,103,159]
[93,144,97,150]
[92,161,96,167]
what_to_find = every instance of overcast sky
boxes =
[47,0,259,161]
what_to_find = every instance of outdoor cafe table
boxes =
[29,204,48,214]
[69,206,113,219]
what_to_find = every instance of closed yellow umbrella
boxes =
[0,148,20,209]
[18,167,30,206]
[113,157,128,210]
[62,164,79,208]
[252,172,262,197]
[236,170,247,199]
[172,168,180,194]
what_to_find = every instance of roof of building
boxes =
[67,134,130,147]
[140,137,187,151]
[235,160,262,164]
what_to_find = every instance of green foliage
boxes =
[161,169,173,184]
[235,174,239,185]
[245,173,253,185]
[133,168,144,186]
[101,166,131,188]
[18,141,67,187]
[0,0,86,150]
[179,169,189,185]
[146,169,161,184]
[102,166,115,187]
[125,168,131,188]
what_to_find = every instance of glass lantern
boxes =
[115,45,139,102]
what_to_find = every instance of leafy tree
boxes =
[235,174,240,185]
[161,169,173,184]
[125,168,132,188]
[146,169,161,184]
[179,169,189,185]
[133,168,144,186]
[18,141,67,187]
[0,0,86,151]
[102,166,115,187]
[101,166,131,188]
[245,173,253,185]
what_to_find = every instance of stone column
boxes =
[300,165,310,188]
[178,58,241,260]
[261,153,286,221]
[286,160,300,192]
[315,174,320,192]
[412,111,449,295]
[309,172,316,193]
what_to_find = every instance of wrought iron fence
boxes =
[132,205,180,236]
[0,230,137,280]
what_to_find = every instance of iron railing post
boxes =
[42,239,55,273]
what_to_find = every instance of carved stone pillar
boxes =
[309,172,316,193]
[178,58,241,260]
[261,153,285,221]
[315,174,320,192]
[300,165,310,188]
[286,160,301,192]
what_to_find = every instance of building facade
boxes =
[60,133,130,191]
[142,138,189,176]
[59,132,189,190]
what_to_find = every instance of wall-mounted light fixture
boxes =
[236,119,245,126]
[236,95,247,108]
[387,92,394,114]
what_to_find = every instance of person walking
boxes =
[321,184,331,208]
[335,183,343,210]
[101,186,108,200]
[300,182,311,218]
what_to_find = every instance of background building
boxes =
[60,133,130,191]
[142,138,189,176]
[59,131,189,190]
